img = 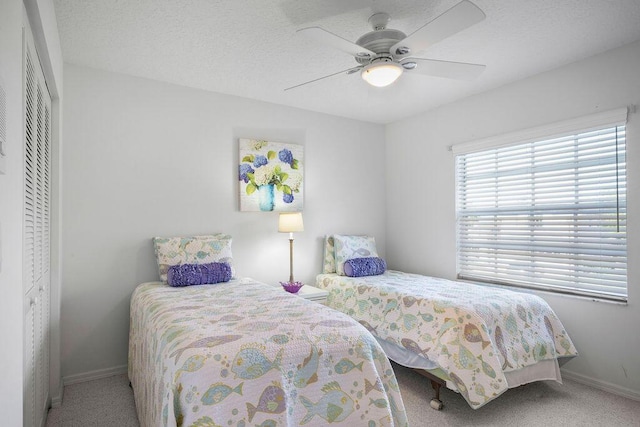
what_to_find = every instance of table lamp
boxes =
[278,212,304,283]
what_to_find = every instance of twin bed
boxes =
[128,233,577,426]
[128,235,408,426]
[315,235,578,409]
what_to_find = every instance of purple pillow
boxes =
[343,257,386,277]
[167,262,232,287]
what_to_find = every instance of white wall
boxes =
[60,64,387,379]
[386,40,640,398]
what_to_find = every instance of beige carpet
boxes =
[46,363,640,426]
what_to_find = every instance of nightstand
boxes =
[292,284,328,304]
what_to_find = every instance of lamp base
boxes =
[281,281,304,293]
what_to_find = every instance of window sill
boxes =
[457,278,628,306]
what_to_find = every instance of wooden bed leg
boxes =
[413,369,445,410]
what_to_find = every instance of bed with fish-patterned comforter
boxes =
[128,279,408,426]
[315,271,578,409]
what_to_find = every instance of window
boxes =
[454,109,628,302]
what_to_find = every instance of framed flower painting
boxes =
[238,139,304,212]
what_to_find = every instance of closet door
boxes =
[23,18,51,427]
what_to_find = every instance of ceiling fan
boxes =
[285,0,486,91]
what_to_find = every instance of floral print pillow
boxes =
[333,235,378,276]
[322,235,335,273]
[153,234,235,282]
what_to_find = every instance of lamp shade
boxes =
[361,61,403,87]
[278,212,304,233]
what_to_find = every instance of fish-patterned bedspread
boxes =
[128,279,408,427]
[315,271,578,409]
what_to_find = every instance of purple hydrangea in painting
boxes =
[239,163,254,183]
[253,155,268,168]
[278,149,293,166]
[283,193,294,203]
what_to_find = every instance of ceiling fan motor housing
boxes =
[355,29,407,63]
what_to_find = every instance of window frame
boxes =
[452,108,628,302]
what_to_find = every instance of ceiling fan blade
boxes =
[402,58,485,80]
[297,27,375,58]
[284,66,363,91]
[391,0,485,58]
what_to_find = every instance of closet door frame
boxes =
[21,1,64,414]
[23,12,52,427]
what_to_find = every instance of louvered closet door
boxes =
[23,20,52,427]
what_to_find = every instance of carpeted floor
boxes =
[46,363,640,426]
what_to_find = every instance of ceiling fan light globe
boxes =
[361,62,403,87]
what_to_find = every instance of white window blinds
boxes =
[455,110,628,302]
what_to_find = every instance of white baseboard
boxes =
[62,365,128,387]
[50,382,64,408]
[561,369,640,402]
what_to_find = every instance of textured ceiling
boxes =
[54,0,640,124]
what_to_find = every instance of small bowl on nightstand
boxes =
[281,281,304,293]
